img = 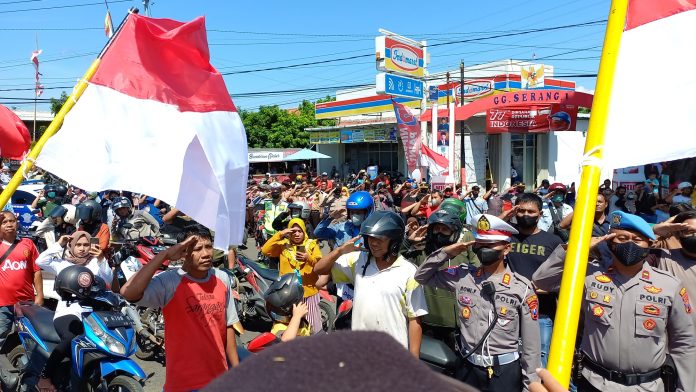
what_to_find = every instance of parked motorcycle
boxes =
[0,286,145,391]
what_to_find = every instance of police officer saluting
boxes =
[533,211,696,392]
[415,214,540,391]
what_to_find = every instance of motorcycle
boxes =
[0,285,145,391]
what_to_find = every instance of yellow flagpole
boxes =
[0,9,136,210]
[546,0,628,387]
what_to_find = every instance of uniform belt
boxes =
[466,352,519,367]
[581,356,662,386]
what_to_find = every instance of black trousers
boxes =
[576,376,602,392]
[43,315,83,377]
[456,359,522,392]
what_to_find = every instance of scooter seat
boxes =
[246,259,279,282]
[20,304,61,344]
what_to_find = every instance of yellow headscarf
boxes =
[287,218,309,248]
[342,186,350,196]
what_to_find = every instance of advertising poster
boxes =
[486,104,578,133]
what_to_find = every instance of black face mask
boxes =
[516,215,539,229]
[425,232,454,254]
[475,247,503,266]
[271,192,281,199]
[679,236,696,254]
[610,242,649,266]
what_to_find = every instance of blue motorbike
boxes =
[1,288,146,391]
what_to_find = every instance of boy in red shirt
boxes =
[0,211,43,350]
[121,225,239,392]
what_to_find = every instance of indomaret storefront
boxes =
[309,60,595,189]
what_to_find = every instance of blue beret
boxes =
[609,211,656,240]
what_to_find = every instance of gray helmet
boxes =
[111,196,132,211]
[426,208,463,254]
[360,210,405,257]
[264,272,304,323]
[77,199,103,224]
[288,201,310,220]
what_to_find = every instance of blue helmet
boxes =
[346,191,374,228]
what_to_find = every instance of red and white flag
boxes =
[104,10,114,38]
[391,99,422,180]
[36,14,249,248]
[604,0,696,169]
[30,49,42,97]
[420,144,449,177]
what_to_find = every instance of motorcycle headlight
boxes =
[84,317,126,356]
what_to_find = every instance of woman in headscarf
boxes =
[35,231,114,392]
[262,218,325,334]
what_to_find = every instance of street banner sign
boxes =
[376,73,423,99]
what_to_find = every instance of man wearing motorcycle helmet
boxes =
[314,211,428,357]
[314,190,374,247]
[110,196,160,242]
[31,184,61,217]
[538,182,573,237]
[121,224,240,391]
[262,182,288,244]
[271,200,314,236]
[75,199,111,251]
[264,272,310,342]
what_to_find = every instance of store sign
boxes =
[339,128,396,143]
[376,36,425,78]
[248,151,284,162]
[486,104,578,134]
[309,131,340,144]
[455,79,494,101]
[376,73,424,99]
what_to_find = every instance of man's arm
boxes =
[559,210,574,229]
[530,244,567,292]
[162,207,181,225]
[33,270,43,306]
[313,213,341,241]
[120,237,195,302]
[519,288,541,388]
[667,285,696,391]
[313,236,362,275]
[225,327,239,368]
[407,317,423,359]
[413,243,473,291]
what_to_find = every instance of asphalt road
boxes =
[134,239,264,391]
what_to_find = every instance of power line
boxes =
[0,0,130,13]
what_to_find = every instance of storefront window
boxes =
[344,143,398,174]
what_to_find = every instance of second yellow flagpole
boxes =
[0,8,137,211]
[546,0,628,387]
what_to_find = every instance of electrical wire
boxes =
[0,0,130,13]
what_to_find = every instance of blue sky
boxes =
[0,0,610,112]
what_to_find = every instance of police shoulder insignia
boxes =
[643,318,656,331]
[592,305,604,317]
[589,291,598,299]
[502,273,511,285]
[462,306,471,319]
[477,215,491,231]
[641,270,650,281]
[643,304,660,316]
[595,274,611,283]
[526,295,539,320]
[603,294,611,303]
[644,286,662,294]
[679,288,692,314]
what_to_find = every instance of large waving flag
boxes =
[604,0,696,169]
[420,144,448,177]
[0,105,31,159]
[36,14,248,248]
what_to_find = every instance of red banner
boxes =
[485,104,578,133]
[392,99,422,175]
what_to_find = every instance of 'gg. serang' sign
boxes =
[376,36,424,78]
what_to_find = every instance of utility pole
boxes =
[460,61,466,189]
[142,0,151,16]
[33,33,39,142]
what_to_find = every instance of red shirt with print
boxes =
[0,239,39,307]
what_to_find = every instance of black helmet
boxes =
[111,196,132,211]
[49,205,69,219]
[54,265,95,301]
[264,272,304,323]
[54,185,68,198]
[360,210,405,257]
[426,208,463,254]
[77,200,102,224]
[43,184,57,193]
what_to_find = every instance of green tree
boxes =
[240,96,336,148]
[49,91,69,115]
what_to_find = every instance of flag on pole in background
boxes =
[604,0,696,170]
[392,99,422,180]
[30,49,42,97]
[36,14,249,248]
[421,144,449,177]
[104,10,114,38]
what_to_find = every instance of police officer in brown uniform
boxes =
[415,214,541,391]
[533,211,696,392]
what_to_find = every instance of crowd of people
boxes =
[1,159,696,391]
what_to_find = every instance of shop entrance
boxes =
[511,134,537,187]
[344,143,398,174]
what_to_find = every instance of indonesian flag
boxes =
[420,144,449,177]
[604,0,696,169]
[36,14,249,248]
[30,49,42,97]
[0,104,31,159]
[104,10,114,38]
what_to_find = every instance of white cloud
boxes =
[576,85,595,94]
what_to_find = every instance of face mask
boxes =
[429,199,441,207]
[426,232,454,254]
[552,195,564,203]
[271,192,281,199]
[475,247,503,266]
[610,241,649,266]
[679,236,696,254]
[350,214,365,228]
[516,215,539,229]
[47,192,56,199]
